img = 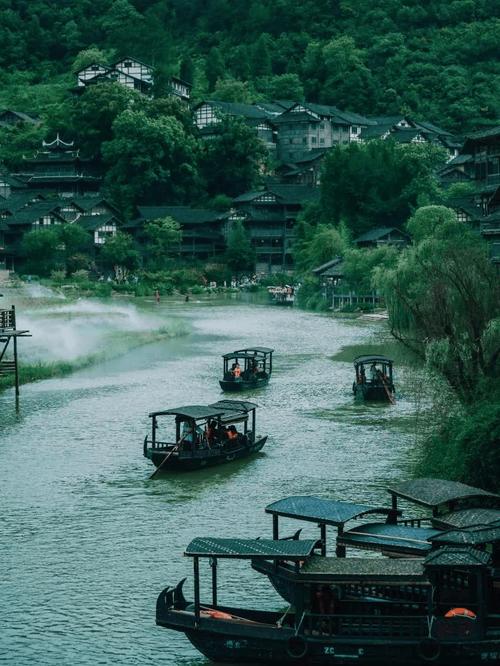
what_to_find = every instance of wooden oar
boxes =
[380,375,396,404]
[149,431,191,479]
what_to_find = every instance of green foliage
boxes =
[0,122,46,170]
[0,1,499,131]
[71,47,115,74]
[212,79,255,103]
[320,141,447,236]
[377,215,500,403]
[258,74,304,101]
[293,222,345,274]
[343,246,398,293]
[102,109,200,216]
[200,117,267,198]
[225,219,255,275]
[99,231,140,275]
[20,228,62,276]
[416,391,500,492]
[144,216,182,269]
[406,205,457,243]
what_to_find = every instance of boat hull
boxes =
[219,377,270,392]
[157,588,500,665]
[353,383,395,402]
[145,436,267,472]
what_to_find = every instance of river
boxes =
[0,293,420,665]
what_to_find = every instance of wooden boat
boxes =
[156,533,500,664]
[352,354,395,402]
[219,347,274,392]
[143,400,267,473]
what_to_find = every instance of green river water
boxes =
[0,289,422,665]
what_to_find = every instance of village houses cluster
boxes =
[0,56,499,279]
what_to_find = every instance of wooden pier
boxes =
[0,305,30,400]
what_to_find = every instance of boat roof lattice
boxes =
[184,537,317,559]
[430,523,500,547]
[353,355,392,365]
[424,546,491,568]
[234,347,274,354]
[300,556,425,581]
[339,522,439,554]
[265,496,399,527]
[437,508,500,529]
[387,478,500,509]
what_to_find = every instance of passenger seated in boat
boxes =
[227,425,239,442]
[232,362,241,379]
[206,420,217,447]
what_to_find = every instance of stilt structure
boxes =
[0,305,30,402]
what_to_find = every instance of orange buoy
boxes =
[445,608,476,620]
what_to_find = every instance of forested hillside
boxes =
[1,0,499,131]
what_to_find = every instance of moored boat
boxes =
[143,400,267,473]
[156,532,500,664]
[352,354,395,402]
[219,347,274,392]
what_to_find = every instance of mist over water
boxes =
[5,284,189,363]
[0,295,421,665]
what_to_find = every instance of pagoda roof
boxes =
[234,184,319,206]
[42,134,75,149]
[354,226,409,243]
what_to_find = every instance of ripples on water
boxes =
[0,298,421,664]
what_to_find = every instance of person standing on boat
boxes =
[370,363,378,382]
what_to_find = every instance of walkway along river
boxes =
[0,295,420,665]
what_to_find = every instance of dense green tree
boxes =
[71,47,114,74]
[376,215,500,403]
[293,223,345,273]
[180,55,195,85]
[342,246,398,293]
[406,205,457,243]
[320,141,447,236]
[259,74,304,101]
[206,47,225,93]
[58,224,93,273]
[99,231,140,279]
[199,117,267,197]
[225,219,255,275]
[144,216,182,269]
[102,109,200,215]
[20,228,61,276]
[212,79,255,103]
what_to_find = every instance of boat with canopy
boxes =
[352,354,395,402]
[143,400,267,474]
[219,347,274,392]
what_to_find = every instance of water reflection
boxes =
[0,296,420,664]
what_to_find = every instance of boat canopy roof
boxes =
[437,507,500,529]
[149,401,256,420]
[387,478,500,509]
[339,522,439,554]
[222,347,274,360]
[265,495,399,527]
[430,522,500,547]
[209,400,258,413]
[353,354,393,366]
[149,405,227,420]
[300,556,426,582]
[184,537,317,560]
[424,546,491,568]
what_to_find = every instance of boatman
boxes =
[232,362,241,379]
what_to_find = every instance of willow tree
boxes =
[376,210,500,403]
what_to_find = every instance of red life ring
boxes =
[444,608,476,620]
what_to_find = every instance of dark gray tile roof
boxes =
[312,257,344,275]
[424,546,491,567]
[301,556,425,580]
[438,508,500,528]
[430,522,500,546]
[388,478,500,509]
[354,227,409,243]
[265,495,396,527]
[234,184,319,205]
[77,214,117,231]
[185,537,317,559]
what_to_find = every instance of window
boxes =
[311,136,317,144]
[320,137,325,144]
[319,123,325,131]
[302,137,307,144]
